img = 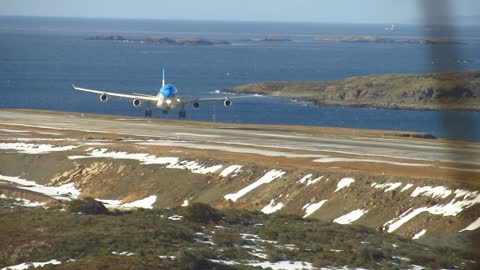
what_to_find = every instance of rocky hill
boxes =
[226,70,480,110]
[0,112,479,269]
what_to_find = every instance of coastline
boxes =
[224,70,480,112]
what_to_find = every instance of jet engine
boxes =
[224,98,232,107]
[99,93,108,103]
[192,102,200,109]
[132,98,142,107]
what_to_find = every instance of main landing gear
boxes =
[179,105,187,119]
[162,109,169,115]
[144,107,152,118]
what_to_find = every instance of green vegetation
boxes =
[67,197,109,215]
[0,200,477,269]
[227,70,480,110]
[181,202,223,224]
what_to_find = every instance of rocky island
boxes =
[87,34,230,45]
[225,70,480,110]
[239,37,292,42]
[313,36,464,45]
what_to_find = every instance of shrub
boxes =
[212,229,243,247]
[175,249,235,270]
[182,203,223,224]
[67,197,109,215]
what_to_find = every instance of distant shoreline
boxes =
[313,36,464,45]
[224,70,480,111]
[87,35,230,45]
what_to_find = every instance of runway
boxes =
[0,110,479,168]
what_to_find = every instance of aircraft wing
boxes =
[72,85,158,102]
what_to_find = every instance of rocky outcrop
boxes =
[313,36,464,45]
[87,35,230,45]
[41,157,480,240]
[226,70,480,110]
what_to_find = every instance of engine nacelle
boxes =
[224,98,232,107]
[132,98,142,107]
[192,102,200,109]
[99,93,108,103]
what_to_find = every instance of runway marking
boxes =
[175,133,219,138]
[138,141,327,158]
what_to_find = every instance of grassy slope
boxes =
[0,200,478,270]
[228,70,480,110]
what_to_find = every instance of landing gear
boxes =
[179,105,187,119]
[144,107,152,118]
[179,110,187,119]
[162,109,169,115]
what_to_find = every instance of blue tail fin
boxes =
[162,68,165,87]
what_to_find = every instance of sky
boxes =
[0,0,479,24]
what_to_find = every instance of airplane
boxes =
[72,68,235,119]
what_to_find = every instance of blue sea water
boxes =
[0,16,479,141]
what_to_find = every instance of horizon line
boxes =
[0,14,465,26]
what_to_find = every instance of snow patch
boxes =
[412,229,427,239]
[299,174,323,186]
[393,256,410,261]
[0,175,80,201]
[306,176,323,186]
[454,189,479,200]
[335,178,355,192]
[0,194,44,208]
[385,192,480,232]
[401,184,414,192]
[97,196,156,209]
[210,259,315,270]
[261,199,284,214]
[169,160,223,174]
[220,165,242,177]
[334,209,368,224]
[69,148,178,164]
[111,251,135,256]
[298,174,312,184]
[302,200,327,218]
[1,259,61,270]
[122,195,157,209]
[159,255,176,260]
[182,199,189,207]
[0,142,77,154]
[411,186,452,199]
[459,217,480,232]
[69,148,222,174]
[371,182,402,192]
[224,170,286,202]
[249,260,315,270]
[168,214,183,221]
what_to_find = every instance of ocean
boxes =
[0,16,479,141]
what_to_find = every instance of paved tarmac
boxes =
[0,110,479,166]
